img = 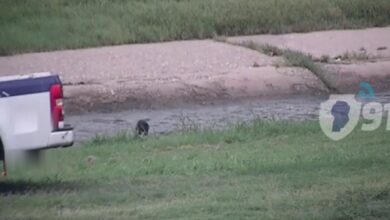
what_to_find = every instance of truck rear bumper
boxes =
[48,126,74,148]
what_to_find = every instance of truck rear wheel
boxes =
[0,139,4,161]
[0,139,6,176]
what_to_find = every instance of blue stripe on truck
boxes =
[0,75,61,98]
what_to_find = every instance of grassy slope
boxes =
[1,120,390,219]
[0,0,390,55]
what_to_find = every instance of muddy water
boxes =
[68,93,390,143]
[68,97,322,142]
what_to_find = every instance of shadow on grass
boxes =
[0,179,80,195]
[333,188,390,219]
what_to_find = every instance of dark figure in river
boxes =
[136,119,149,136]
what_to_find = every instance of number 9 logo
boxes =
[361,102,383,131]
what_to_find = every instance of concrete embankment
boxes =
[0,27,389,114]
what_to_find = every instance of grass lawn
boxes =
[1,120,390,219]
[1,0,390,55]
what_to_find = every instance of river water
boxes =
[68,93,390,143]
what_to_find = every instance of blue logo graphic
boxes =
[357,82,375,100]
[331,101,350,132]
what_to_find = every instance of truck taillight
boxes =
[50,84,64,130]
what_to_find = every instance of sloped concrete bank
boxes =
[321,60,390,93]
[63,65,328,113]
[0,27,390,114]
[228,27,390,95]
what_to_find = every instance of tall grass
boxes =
[231,41,339,93]
[0,0,389,55]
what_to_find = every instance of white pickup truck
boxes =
[0,72,74,175]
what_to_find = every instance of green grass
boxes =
[231,41,339,93]
[1,120,390,219]
[337,50,372,62]
[1,0,390,55]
